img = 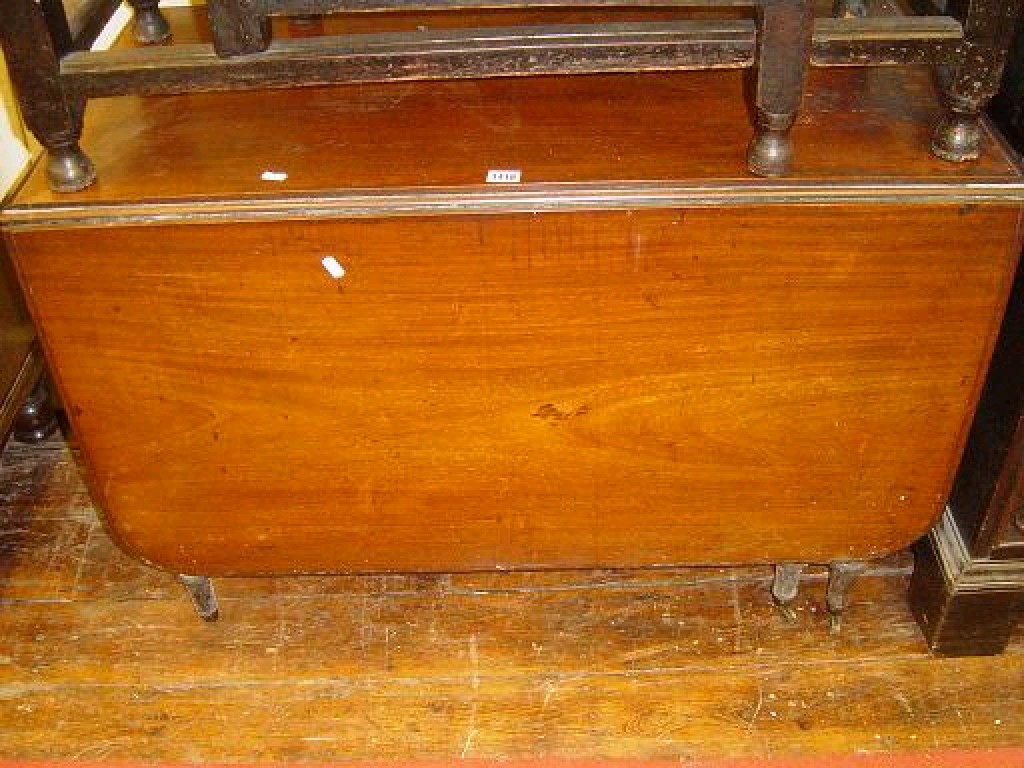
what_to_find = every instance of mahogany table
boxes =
[3,9,1024,627]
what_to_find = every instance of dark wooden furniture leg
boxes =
[12,378,58,444]
[772,561,866,630]
[771,562,806,621]
[746,0,813,177]
[0,0,95,192]
[178,575,220,621]
[825,560,867,633]
[127,0,171,44]
[909,255,1024,655]
[932,0,1024,162]
[833,0,869,18]
[207,0,271,56]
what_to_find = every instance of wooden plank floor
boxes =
[1,434,1023,761]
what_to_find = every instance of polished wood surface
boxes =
[8,203,1021,575]
[4,436,1024,760]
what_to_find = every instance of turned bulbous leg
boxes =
[128,0,171,43]
[748,125,795,178]
[930,0,1022,164]
[13,378,58,444]
[0,0,98,192]
[931,113,983,162]
[45,144,97,193]
[746,0,812,177]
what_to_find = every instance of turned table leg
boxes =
[932,0,1024,162]
[826,560,867,633]
[178,575,220,621]
[747,0,813,177]
[0,0,95,192]
[127,0,171,44]
[207,0,272,56]
[13,379,58,444]
[771,561,867,631]
[771,562,807,621]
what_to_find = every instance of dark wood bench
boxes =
[0,0,1017,191]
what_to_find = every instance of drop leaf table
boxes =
[3,8,1024,628]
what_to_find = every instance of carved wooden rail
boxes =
[0,0,1018,191]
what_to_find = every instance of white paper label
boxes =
[321,256,346,279]
[261,170,289,182]
[486,169,522,184]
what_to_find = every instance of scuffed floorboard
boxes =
[0,435,1021,760]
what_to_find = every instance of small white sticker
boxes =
[486,169,522,184]
[321,256,346,279]
[261,170,288,182]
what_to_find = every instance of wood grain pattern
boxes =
[4,24,1023,578]
[3,436,1024,761]
[8,204,1020,575]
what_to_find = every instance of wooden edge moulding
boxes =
[0,0,1017,191]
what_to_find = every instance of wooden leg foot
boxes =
[207,0,272,56]
[771,563,806,622]
[832,0,868,18]
[13,379,58,444]
[129,1,171,44]
[178,575,219,621]
[826,560,867,634]
[747,128,794,178]
[46,144,96,193]
[931,114,982,162]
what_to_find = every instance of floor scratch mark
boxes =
[747,680,764,731]
[462,633,480,758]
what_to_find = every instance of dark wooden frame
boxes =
[909,214,1024,656]
[906,19,1024,657]
[0,0,1019,190]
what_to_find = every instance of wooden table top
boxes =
[5,7,1024,226]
